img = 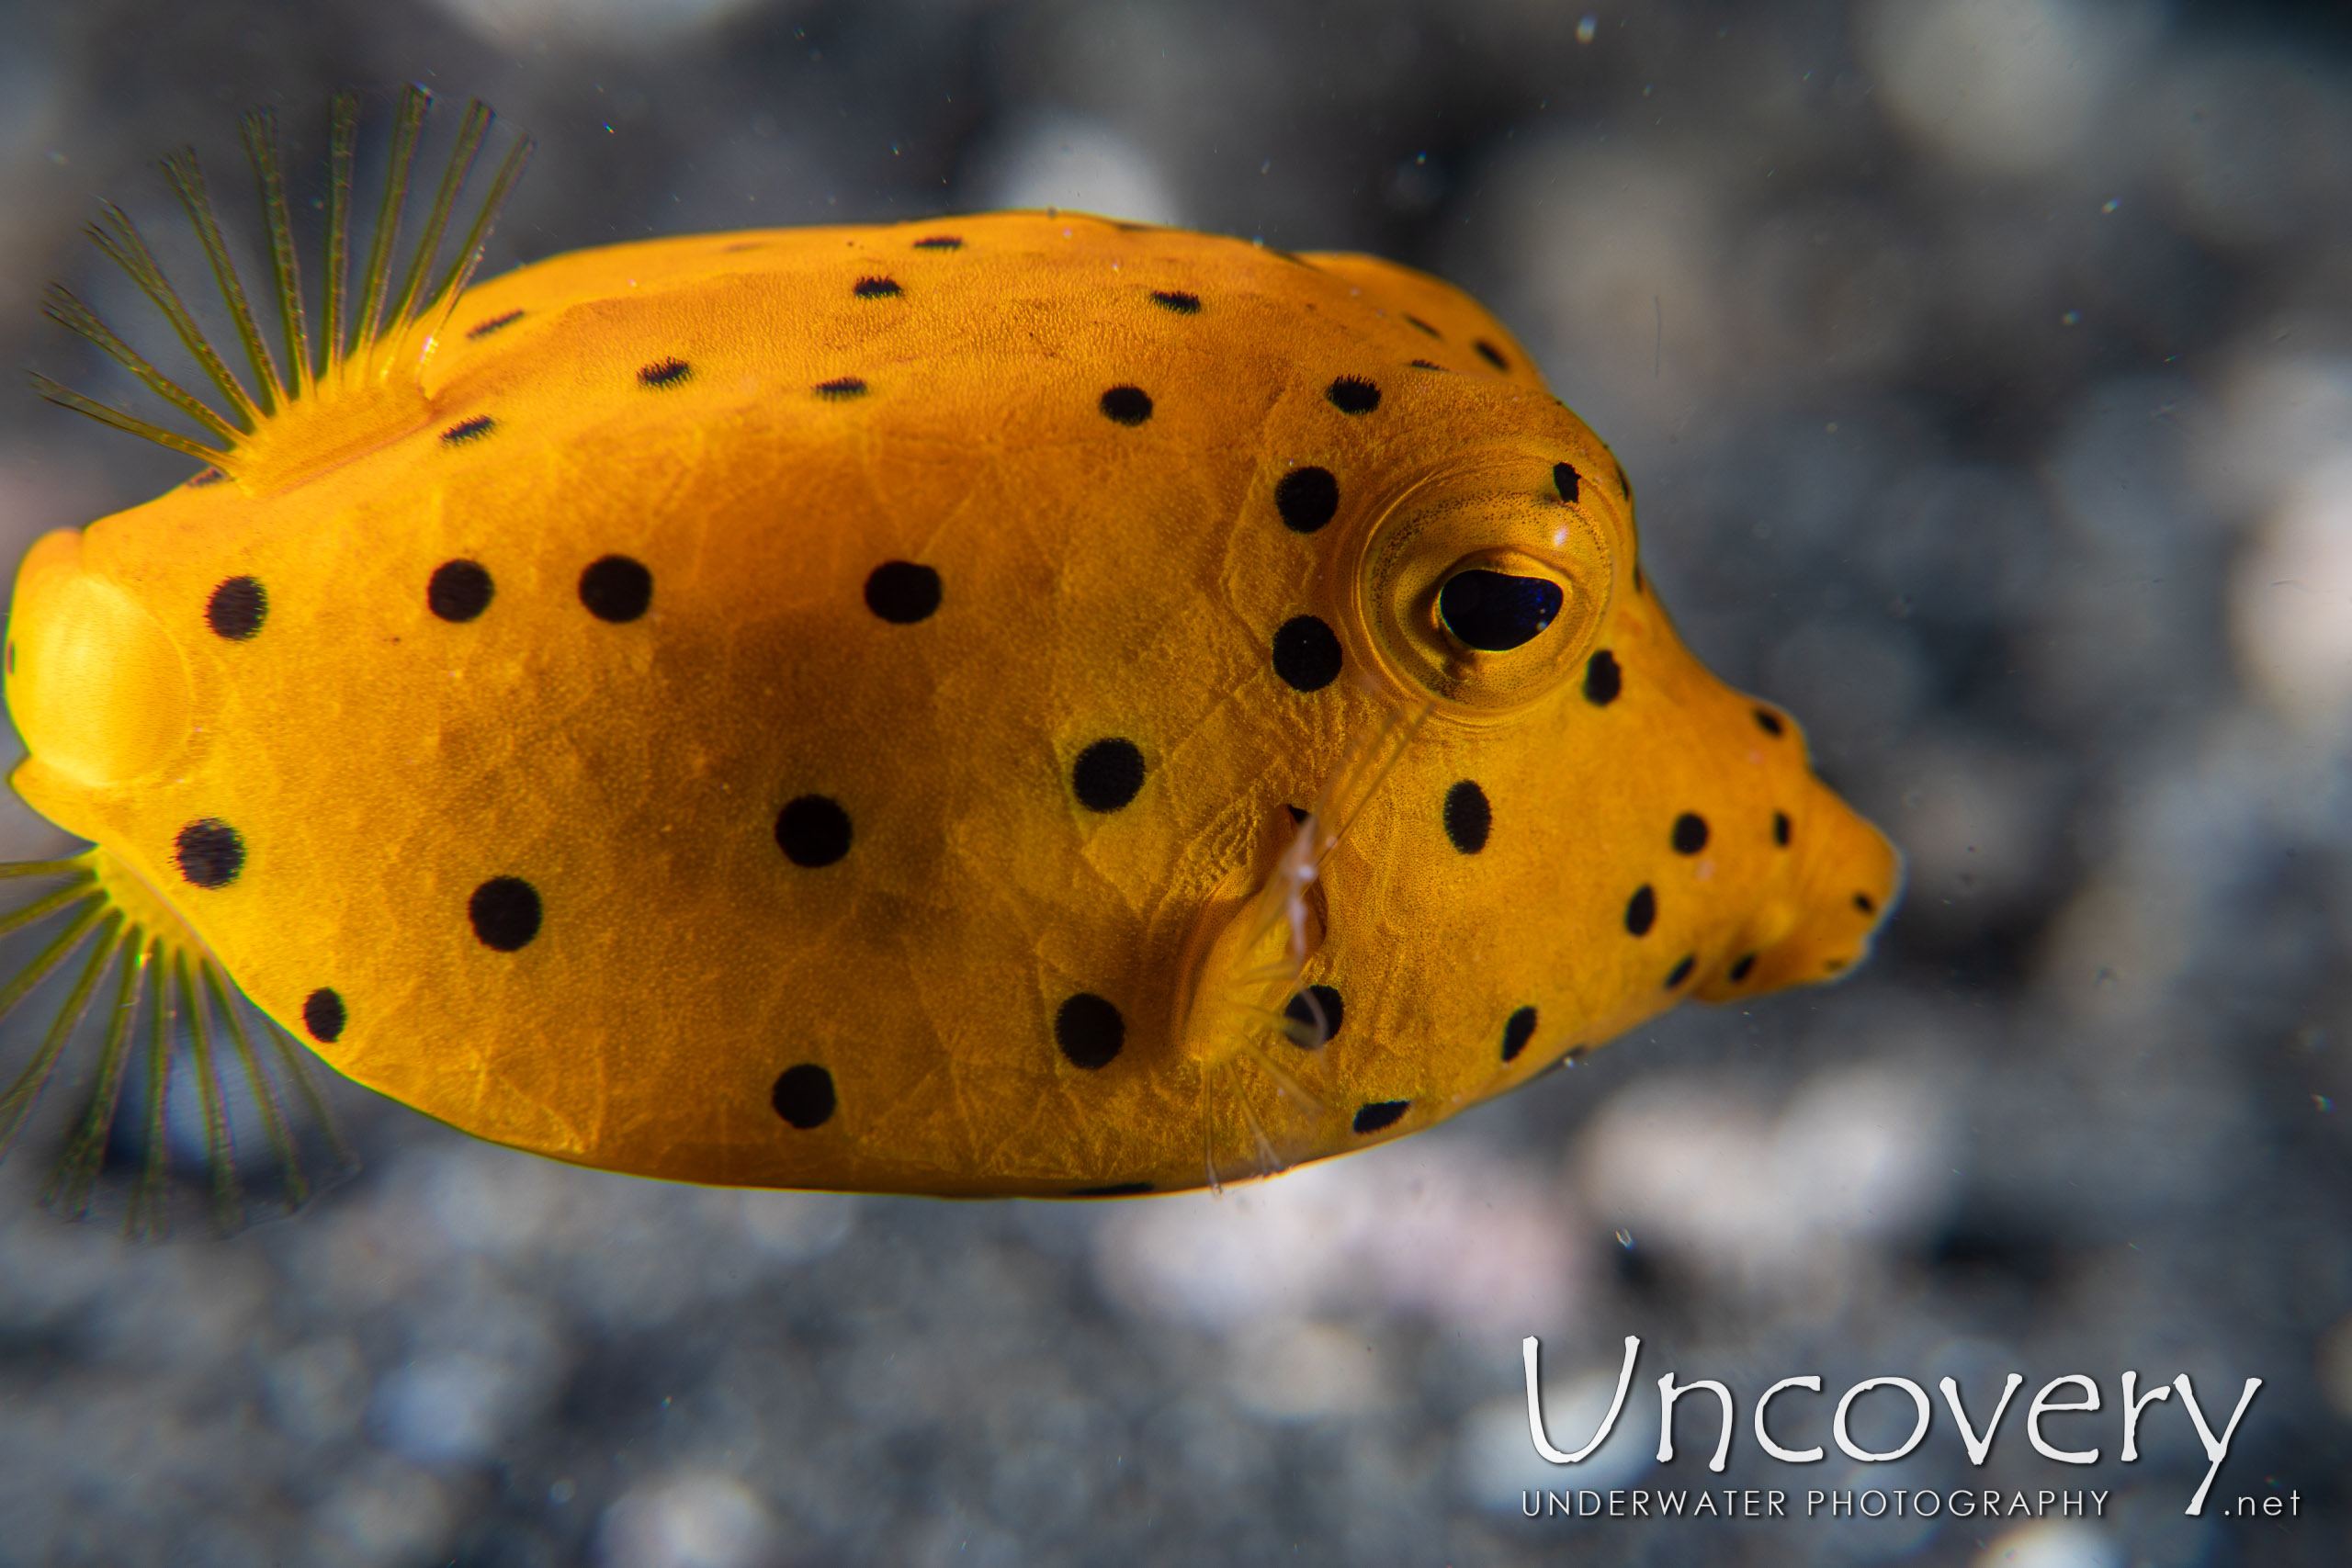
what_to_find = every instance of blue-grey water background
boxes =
[1,1,2349,1563]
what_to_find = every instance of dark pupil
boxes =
[1438,570,1564,651]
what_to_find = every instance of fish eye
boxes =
[1438,569,1563,651]
[1351,449,1618,716]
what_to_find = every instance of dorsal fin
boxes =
[30,87,532,492]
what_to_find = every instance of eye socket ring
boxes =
[1346,450,1616,718]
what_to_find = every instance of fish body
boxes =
[1,97,1898,1213]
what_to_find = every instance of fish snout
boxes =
[1700,784,1903,1000]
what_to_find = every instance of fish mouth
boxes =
[1698,784,1906,1000]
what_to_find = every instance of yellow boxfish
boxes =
[0,89,1898,1231]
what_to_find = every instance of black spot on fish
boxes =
[1100,385,1154,425]
[1501,1005,1538,1062]
[1584,649,1623,705]
[1275,467,1340,534]
[174,819,244,887]
[206,576,267,640]
[469,877,543,952]
[1284,985,1345,1046]
[465,310,525,339]
[579,556,652,622]
[1056,993,1125,1069]
[1625,885,1657,937]
[1272,615,1343,692]
[303,987,346,1043]
[1072,739,1147,812]
[1444,781,1492,853]
[772,1065,836,1128]
[775,796,853,868]
[428,560,493,623]
[865,561,941,624]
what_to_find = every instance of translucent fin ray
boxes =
[0,858,97,881]
[354,86,430,356]
[239,109,311,401]
[1200,1047,1326,1193]
[0,879,99,942]
[128,937,173,1240]
[0,893,107,1031]
[1190,695,1434,1055]
[263,1013,356,1186]
[0,853,356,1238]
[1236,697,1431,1004]
[43,931,147,1224]
[39,286,243,448]
[26,374,227,463]
[178,953,241,1234]
[161,147,285,414]
[385,98,492,336]
[1190,697,1435,1189]
[33,86,532,469]
[85,203,261,431]
[0,911,120,1161]
[424,132,534,331]
[321,91,358,378]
